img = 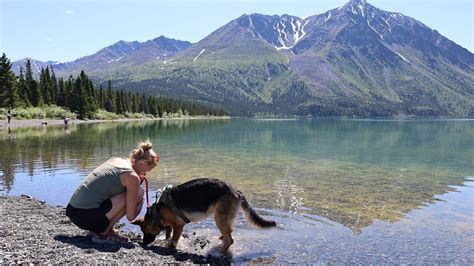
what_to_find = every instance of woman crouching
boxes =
[66,141,159,244]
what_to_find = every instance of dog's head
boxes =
[132,203,165,245]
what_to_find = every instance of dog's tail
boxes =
[238,191,276,228]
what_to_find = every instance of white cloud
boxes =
[65,9,74,15]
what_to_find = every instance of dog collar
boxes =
[159,187,191,224]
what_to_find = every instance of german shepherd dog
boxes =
[132,178,276,251]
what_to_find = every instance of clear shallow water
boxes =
[0,119,473,263]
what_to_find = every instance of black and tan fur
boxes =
[132,178,276,251]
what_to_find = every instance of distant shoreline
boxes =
[2,116,472,130]
[0,116,231,129]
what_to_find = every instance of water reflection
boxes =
[0,120,230,191]
[0,118,472,233]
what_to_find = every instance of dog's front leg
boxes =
[167,225,184,249]
[165,226,172,240]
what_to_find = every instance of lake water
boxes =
[1,118,473,263]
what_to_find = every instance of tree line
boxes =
[0,53,227,119]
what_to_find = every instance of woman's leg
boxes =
[102,188,144,233]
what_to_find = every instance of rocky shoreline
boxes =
[1,118,89,129]
[0,116,230,130]
[0,195,226,264]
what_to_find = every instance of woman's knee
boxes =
[110,192,127,204]
[107,193,127,215]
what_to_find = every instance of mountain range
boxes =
[12,0,474,117]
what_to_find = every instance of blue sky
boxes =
[1,0,473,62]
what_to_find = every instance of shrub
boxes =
[92,109,121,120]
[43,105,77,119]
[145,113,155,119]
[1,106,77,120]
[124,112,149,119]
[7,107,45,119]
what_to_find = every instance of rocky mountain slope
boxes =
[12,36,191,78]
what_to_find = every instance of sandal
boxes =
[91,230,129,244]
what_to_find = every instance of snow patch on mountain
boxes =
[367,19,383,39]
[381,16,391,27]
[273,16,309,50]
[193,49,206,62]
[395,52,410,63]
[294,19,309,43]
[34,61,41,73]
[358,4,365,18]
[107,57,123,64]
[325,13,332,22]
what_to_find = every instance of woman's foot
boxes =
[91,230,129,244]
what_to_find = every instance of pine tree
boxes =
[140,94,149,113]
[71,76,86,118]
[29,80,42,106]
[70,71,98,118]
[50,67,59,104]
[39,67,53,105]
[65,77,74,110]
[127,92,133,113]
[24,59,42,106]
[57,77,67,106]
[17,67,31,106]
[25,59,34,82]
[98,84,105,109]
[132,93,139,113]
[148,96,158,116]
[0,53,19,108]
[87,79,98,109]
[106,80,115,112]
[115,90,123,114]
[120,90,129,113]
[157,98,163,117]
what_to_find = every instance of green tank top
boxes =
[68,158,134,209]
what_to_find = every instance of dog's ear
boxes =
[154,189,162,204]
[131,216,144,225]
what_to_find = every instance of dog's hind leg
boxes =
[214,195,239,251]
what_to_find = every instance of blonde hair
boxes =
[130,140,157,164]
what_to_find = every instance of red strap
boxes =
[141,175,150,208]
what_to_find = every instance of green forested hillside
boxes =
[0,54,226,119]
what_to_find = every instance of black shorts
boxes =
[66,199,112,233]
